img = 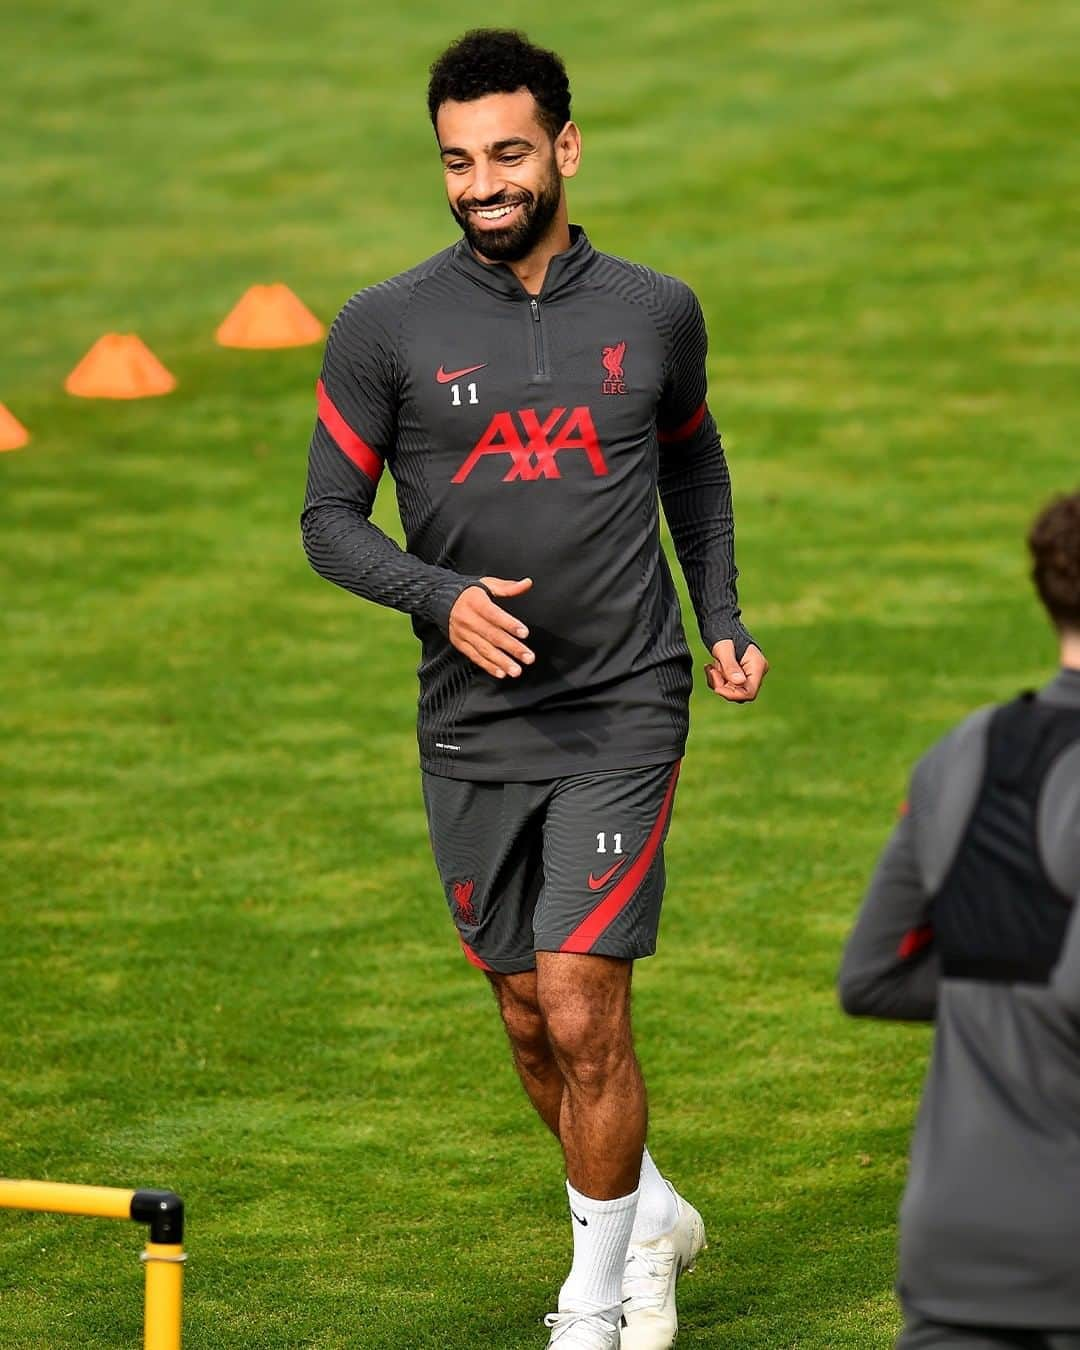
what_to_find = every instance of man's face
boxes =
[436,89,573,263]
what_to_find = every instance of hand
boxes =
[449,577,536,679]
[705,640,768,702]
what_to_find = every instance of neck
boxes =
[1061,630,1080,670]
[474,214,572,296]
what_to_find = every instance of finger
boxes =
[459,638,520,680]
[739,647,769,699]
[704,664,754,701]
[473,623,534,665]
[481,600,531,641]
[460,611,534,662]
[450,615,534,667]
[468,633,524,678]
[713,685,754,702]
[451,589,531,645]
[480,575,533,598]
[710,639,747,686]
[463,588,530,640]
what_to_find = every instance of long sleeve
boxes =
[837,709,1000,1021]
[1043,738,1080,1017]
[838,806,941,1021]
[655,284,754,657]
[300,287,478,633]
[1050,905,1080,1021]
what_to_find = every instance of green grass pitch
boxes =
[1,1,1077,1345]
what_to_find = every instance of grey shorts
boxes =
[421,761,680,973]
[897,1309,1080,1350]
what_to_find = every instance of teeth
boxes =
[475,204,516,219]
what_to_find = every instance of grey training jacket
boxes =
[839,668,1080,1328]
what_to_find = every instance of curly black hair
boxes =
[427,29,571,140]
[1029,490,1080,631]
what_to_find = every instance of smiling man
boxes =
[301,29,766,1349]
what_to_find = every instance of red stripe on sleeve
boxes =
[459,937,493,972]
[658,401,707,444]
[561,763,681,954]
[316,378,384,483]
[898,925,933,960]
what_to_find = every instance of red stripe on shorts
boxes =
[459,936,493,972]
[560,762,681,954]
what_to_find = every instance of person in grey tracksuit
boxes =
[839,489,1080,1350]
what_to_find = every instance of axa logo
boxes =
[452,406,609,483]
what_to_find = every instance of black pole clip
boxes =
[130,1190,184,1244]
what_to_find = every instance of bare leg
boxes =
[486,969,565,1136]
[489,957,647,1321]
[536,951,646,1200]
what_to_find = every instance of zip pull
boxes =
[528,296,546,377]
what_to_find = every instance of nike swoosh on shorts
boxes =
[587,859,629,890]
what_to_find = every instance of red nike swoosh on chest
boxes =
[436,363,487,383]
[587,858,628,891]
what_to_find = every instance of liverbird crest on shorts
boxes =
[451,878,478,926]
[601,341,628,395]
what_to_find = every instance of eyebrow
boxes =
[439,137,537,158]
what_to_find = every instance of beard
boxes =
[451,156,563,263]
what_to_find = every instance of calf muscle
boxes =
[488,956,648,1197]
[487,970,564,1135]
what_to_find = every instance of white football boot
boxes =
[544,1309,621,1348]
[619,1195,706,1349]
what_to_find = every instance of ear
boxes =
[554,121,582,180]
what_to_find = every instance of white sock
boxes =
[558,1180,639,1323]
[630,1147,680,1244]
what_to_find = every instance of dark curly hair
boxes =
[427,29,571,140]
[1029,490,1080,631]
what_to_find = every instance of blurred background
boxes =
[1,2,1077,1345]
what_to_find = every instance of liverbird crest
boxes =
[601,341,628,394]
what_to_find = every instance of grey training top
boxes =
[839,668,1080,1327]
[301,227,753,781]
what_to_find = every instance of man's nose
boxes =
[470,159,503,202]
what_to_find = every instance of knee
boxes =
[492,982,550,1067]
[541,1002,631,1093]
[507,1008,551,1074]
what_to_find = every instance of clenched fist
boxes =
[705,639,768,702]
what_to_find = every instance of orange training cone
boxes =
[0,403,30,452]
[215,283,324,349]
[65,334,176,399]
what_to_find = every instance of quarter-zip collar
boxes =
[449,225,596,303]
[1042,667,1080,708]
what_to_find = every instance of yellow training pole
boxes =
[0,1179,134,1220]
[143,1242,185,1350]
[0,1180,185,1347]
